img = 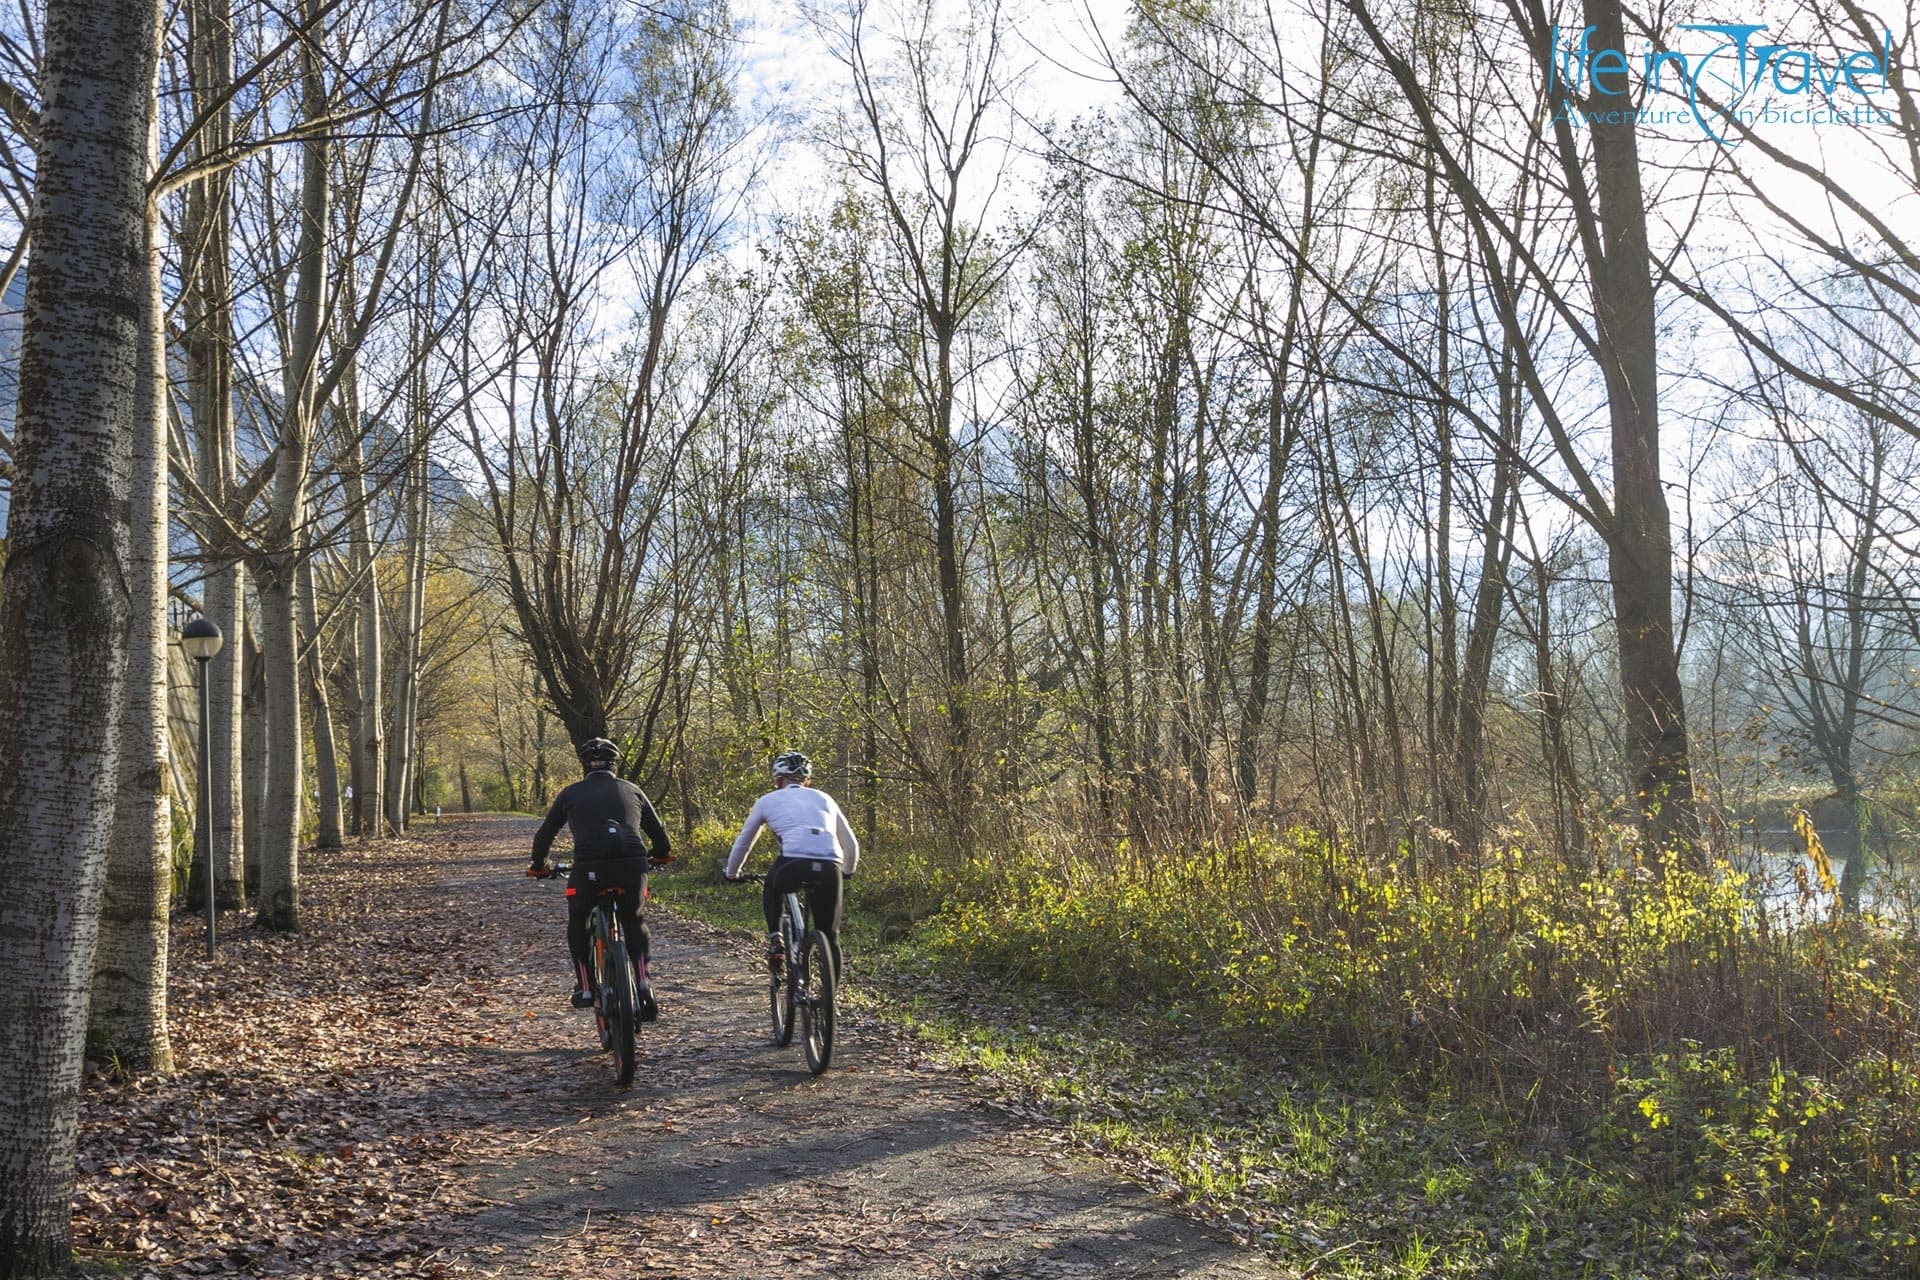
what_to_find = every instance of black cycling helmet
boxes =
[771,750,812,782]
[578,737,619,770]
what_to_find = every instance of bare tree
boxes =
[1334,0,1698,855]
[1705,389,1920,912]
[814,0,1034,850]
[1659,0,1920,464]
[0,0,160,1267]
[223,0,468,928]
[459,0,760,774]
[178,0,248,907]
[386,403,431,829]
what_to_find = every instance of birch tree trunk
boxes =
[331,254,384,838]
[90,195,174,1075]
[405,380,432,821]
[0,0,159,1267]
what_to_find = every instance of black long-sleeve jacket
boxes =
[530,769,671,866]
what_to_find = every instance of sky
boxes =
[730,0,1137,218]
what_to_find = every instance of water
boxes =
[1733,833,1917,927]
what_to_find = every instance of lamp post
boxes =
[182,616,223,958]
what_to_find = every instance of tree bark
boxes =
[207,569,246,906]
[343,649,366,833]
[1452,449,1516,861]
[344,438,385,837]
[255,0,327,928]
[241,624,266,898]
[1577,0,1697,858]
[255,561,305,931]
[183,0,245,909]
[299,557,343,848]
[0,0,158,1267]
[90,193,175,1076]
[387,448,428,832]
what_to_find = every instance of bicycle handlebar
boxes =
[728,869,853,882]
[529,852,671,877]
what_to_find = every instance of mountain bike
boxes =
[735,871,835,1074]
[530,859,640,1087]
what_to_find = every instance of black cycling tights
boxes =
[764,857,843,974]
[565,859,651,983]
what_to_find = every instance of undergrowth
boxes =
[654,822,1920,1276]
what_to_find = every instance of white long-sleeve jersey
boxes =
[724,784,860,878]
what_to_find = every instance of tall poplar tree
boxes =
[0,0,162,1268]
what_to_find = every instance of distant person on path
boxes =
[528,738,672,1021]
[722,751,859,976]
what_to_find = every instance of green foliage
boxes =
[476,773,528,813]
[920,832,1765,1072]
[924,845,1296,1026]
[415,762,449,811]
[902,827,1920,1271]
[685,816,737,867]
[1610,1045,1919,1269]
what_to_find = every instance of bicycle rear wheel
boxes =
[800,929,835,1075]
[769,915,796,1047]
[591,913,614,1051]
[605,935,638,1088]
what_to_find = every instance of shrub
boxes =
[1610,1044,1919,1267]
[916,830,1912,1108]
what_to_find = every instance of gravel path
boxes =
[436,813,1283,1279]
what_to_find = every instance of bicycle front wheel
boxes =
[769,916,796,1047]
[606,936,638,1088]
[800,929,835,1075]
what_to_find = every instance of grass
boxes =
[650,824,1920,1278]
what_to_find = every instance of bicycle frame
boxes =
[543,859,639,1087]
[740,870,835,1074]
[587,891,640,1087]
[779,889,807,965]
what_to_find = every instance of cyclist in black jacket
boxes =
[528,738,672,1020]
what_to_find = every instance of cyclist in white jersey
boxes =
[722,751,859,975]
